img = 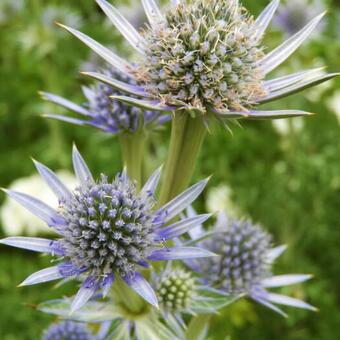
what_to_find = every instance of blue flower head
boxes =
[186,211,316,317]
[57,0,338,121]
[0,146,214,312]
[43,320,94,340]
[40,67,169,134]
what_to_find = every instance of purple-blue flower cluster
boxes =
[43,320,94,340]
[200,218,271,295]
[0,146,214,313]
[41,68,169,134]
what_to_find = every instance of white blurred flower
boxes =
[0,0,23,24]
[205,184,239,217]
[326,91,340,124]
[0,170,77,236]
[272,118,304,136]
[41,5,82,30]
[305,80,333,102]
[18,5,82,56]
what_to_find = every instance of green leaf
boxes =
[134,318,179,340]
[38,298,122,322]
[190,287,242,314]
[186,315,210,340]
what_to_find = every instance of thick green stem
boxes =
[119,131,146,189]
[159,113,207,205]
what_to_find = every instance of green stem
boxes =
[159,113,207,205]
[119,131,146,189]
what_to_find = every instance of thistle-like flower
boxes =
[58,0,338,122]
[157,268,196,313]
[43,320,95,340]
[40,67,169,134]
[273,0,326,37]
[188,212,316,316]
[0,145,214,312]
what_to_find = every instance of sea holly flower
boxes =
[43,320,95,340]
[58,0,338,121]
[186,211,316,316]
[0,145,215,313]
[40,67,169,135]
[154,265,235,318]
[156,268,196,313]
[273,0,326,37]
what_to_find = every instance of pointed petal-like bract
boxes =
[259,73,340,103]
[72,145,94,187]
[185,206,205,240]
[124,272,158,307]
[141,166,162,197]
[252,295,288,317]
[82,71,150,98]
[19,266,64,286]
[159,178,209,223]
[39,92,90,116]
[101,274,115,297]
[2,189,64,226]
[43,114,89,126]
[254,0,280,41]
[259,12,326,74]
[263,67,325,91]
[96,0,146,54]
[155,214,211,241]
[82,86,96,102]
[33,160,72,201]
[262,274,312,288]
[266,245,287,262]
[58,23,133,76]
[247,110,312,119]
[0,237,55,254]
[111,95,176,111]
[141,0,164,28]
[211,108,249,119]
[148,247,216,260]
[265,292,317,311]
[71,277,98,313]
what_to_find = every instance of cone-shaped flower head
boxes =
[200,218,271,295]
[138,0,266,112]
[43,320,94,340]
[58,0,338,121]
[41,67,169,134]
[157,268,195,312]
[187,212,316,316]
[0,146,214,313]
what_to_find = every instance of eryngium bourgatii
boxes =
[40,68,169,134]
[0,145,215,313]
[59,0,337,121]
[186,211,317,316]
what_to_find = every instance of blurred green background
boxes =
[0,0,339,339]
